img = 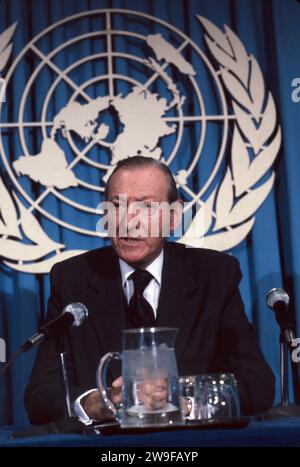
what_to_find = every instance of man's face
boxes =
[107,166,174,268]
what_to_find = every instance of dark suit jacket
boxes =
[24,243,275,424]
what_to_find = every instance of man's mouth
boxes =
[120,237,143,243]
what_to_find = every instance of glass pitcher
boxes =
[97,327,184,427]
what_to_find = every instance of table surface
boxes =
[1,417,300,447]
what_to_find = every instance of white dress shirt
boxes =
[119,249,163,318]
[73,250,164,424]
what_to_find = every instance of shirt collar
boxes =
[119,249,164,287]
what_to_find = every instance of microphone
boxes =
[0,303,88,376]
[22,302,88,352]
[267,288,295,344]
[267,288,291,328]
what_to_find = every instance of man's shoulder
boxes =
[166,242,239,274]
[166,241,237,263]
[165,243,242,289]
[50,246,115,275]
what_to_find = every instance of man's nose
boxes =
[116,205,140,233]
[127,209,138,223]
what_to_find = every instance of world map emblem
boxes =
[0,9,281,273]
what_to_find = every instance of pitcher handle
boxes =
[97,351,122,418]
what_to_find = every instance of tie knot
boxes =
[130,269,153,294]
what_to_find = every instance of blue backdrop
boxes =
[1,0,300,425]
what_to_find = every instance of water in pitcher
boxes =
[121,347,183,427]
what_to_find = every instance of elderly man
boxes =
[25,156,275,424]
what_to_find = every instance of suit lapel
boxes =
[157,243,203,360]
[86,248,126,357]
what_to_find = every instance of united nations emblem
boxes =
[0,9,281,273]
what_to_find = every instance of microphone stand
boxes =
[258,329,300,420]
[280,336,289,407]
[55,334,72,419]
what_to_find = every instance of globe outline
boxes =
[0,8,229,238]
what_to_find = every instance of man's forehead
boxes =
[110,193,164,201]
[112,165,164,179]
[109,167,167,189]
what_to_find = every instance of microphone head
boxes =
[63,302,88,327]
[266,288,290,309]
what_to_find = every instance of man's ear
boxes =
[170,199,183,233]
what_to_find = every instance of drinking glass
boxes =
[179,376,197,420]
[195,373,240,421]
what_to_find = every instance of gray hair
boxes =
[104,156,179,203]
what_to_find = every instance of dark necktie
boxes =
[127,269,156,328]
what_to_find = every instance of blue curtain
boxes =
[1,0,300,425]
